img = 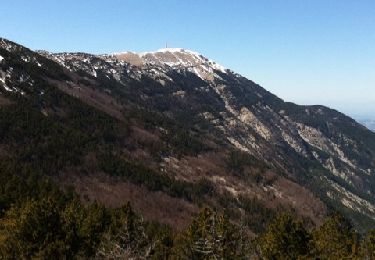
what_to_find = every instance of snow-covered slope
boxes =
[112,48,227,80]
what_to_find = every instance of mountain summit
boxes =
[112,47,227,80]
[1,38,375,232]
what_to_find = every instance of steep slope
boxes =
[1,38,375,231]
[361,119,375,132]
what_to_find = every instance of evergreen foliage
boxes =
[310,213,360,259]
[172,208,250,259]
[0,183,375,259]
[258,213,310,259]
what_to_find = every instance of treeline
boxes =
[0,141,370,259]
[2,193,375,259]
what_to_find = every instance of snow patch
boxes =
[173,90,185,98]
[2,85,13,92]
[113,48,227,80]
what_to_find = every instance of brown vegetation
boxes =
[58,172,198,229]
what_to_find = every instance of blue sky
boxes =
[1,0,374,118]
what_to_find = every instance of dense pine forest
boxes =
[1,180,375,259]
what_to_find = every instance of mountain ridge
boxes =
[1,37,375,232]
[360,119,375,132]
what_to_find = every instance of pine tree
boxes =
[173,208,247,259]
[310,213,359,259]
[0,197,64,258]
[95,202,150,259]
[361,229,375,259]
[258,213,310,259]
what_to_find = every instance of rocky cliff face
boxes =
[1,38,375,231]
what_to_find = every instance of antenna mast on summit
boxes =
[165,42,168,48]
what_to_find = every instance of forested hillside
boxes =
[1,37,375,258]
